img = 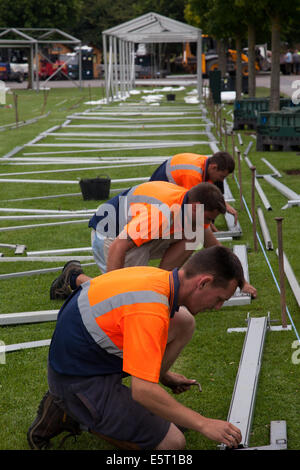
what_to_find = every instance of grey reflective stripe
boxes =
[78,283,169,359]
[166,161,203,183]
[166,158,176,184]
[125,190,174,226]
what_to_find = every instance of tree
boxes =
[72,0,187,49]
[0,0,82,31]
[236,0,300,110]
[185,0,248,98]
[262,0,300,111]
[234,2,269,98]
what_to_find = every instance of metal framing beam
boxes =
[263,175,299,201]
[222,245,251,307]
[3,339,51,353]
[0,310,58,326]
[255,177,272,211]
[224,212,242,236]
[257,207,273,250]
[276,249,300,308]
[221,316,268,449]
[261,158,282,178]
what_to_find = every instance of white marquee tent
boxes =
[102,12,202,102]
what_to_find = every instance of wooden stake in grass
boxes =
[275,217,288,329]
[231,131,235,179]
[13,92,19,128]
[237,150,243,210]
[223,118,228,151]
[251,166,258,252]
[41,88,50,115]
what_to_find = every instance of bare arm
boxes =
[131,376,242,448]
[159,239,194,271]
[226,203,238,225]
[106,236,136,272]
[204,227,221,248]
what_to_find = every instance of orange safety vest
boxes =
[49,266,179,381]
[165,153,212,189]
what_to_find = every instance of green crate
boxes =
[257,111,300,136]
[233,97,293,130]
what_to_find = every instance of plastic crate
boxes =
[233,97,294,130]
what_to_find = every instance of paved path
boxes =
[6,73,300,99]
[256,74,300,98]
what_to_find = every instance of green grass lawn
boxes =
[0,83,299,451]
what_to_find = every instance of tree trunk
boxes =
[235,36,242,100]
[26,51,33,90]
[270,15,281,111]
[248,23,256,97]
[217,39,227,78]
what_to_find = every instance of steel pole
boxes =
[251,166,258,252]
[275,217,288,328]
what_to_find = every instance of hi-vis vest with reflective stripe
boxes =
[165,153,211,189]
[94,181,188,246]
[76,266,176,381]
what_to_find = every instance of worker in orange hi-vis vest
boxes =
[150,151,238,226]
[50,181,256,300]
[28,246,244,451]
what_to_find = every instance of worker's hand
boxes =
[242,281,257,299]
[160,371,198,394]
[200,417,242,448]
[210,222,219,232]
[227,206,238,225]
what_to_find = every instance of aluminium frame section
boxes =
[0,310,59,326]
[0,262,96,280]
[261,158,282,178]
[2,339,51,353]
[276,249,300,308]
[0,243,26,254]
[255,177,272,211]
[220,316,268,449]
[223,179,235,203]
[225,212,242,237]
[257,207,273,250]
[222,245,251,307]
[237,420,287,451]
[263,175,300,205]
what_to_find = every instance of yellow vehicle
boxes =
[175,35,260,77]
[202,35,255,76]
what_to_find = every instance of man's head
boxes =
[207,152,235,183]
[186,182,226,226]
[179,245,245,315]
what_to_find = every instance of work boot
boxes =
[27,391,81,450]
[50,260,83,300]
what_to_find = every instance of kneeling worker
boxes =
[28,246,243,451]
[50,181,256,299]
[150,151,238,224]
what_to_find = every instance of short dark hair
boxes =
[208,152,235,173]
[187,182,226,214]
[182,245,244,290]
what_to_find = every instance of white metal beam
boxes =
[221,316,268,449]
[276,249,300,308]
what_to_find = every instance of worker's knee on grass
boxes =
[155,423,186,450]
[174,307,196,341]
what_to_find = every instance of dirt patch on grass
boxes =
[285,169,300,175]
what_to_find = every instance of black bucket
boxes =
[79,176,111,200]
[166,94,176,101]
